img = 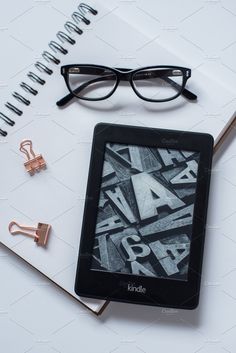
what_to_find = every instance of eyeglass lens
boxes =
[132,68,184,101]
[67,66,117,99]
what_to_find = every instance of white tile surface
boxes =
[0,0,236,352]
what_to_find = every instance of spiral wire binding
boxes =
[72,12,90,25]
[12,92,31,106]
[20,82,38,96]
[35,61,53,75]
[0,128,7,137]
[56,31,75,45]
[0,112,15,126]
[48,41,68,55]
[5,102,23,116]
[42,51,60,65]
[27,71,46,85]
[78,3,98,15]
[64,21,83,35]
[0,3,97,137]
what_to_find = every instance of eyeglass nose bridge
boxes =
[115,68,133,82]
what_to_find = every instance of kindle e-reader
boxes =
[75,123,213,309]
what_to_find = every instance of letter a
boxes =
[131,172,184,220]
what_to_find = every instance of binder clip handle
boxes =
[9,221,38,238]
[20,139,36,161]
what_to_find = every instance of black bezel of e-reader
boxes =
[75,123,214,309]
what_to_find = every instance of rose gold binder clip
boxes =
[20,139,46,175]
[8,221,51,246]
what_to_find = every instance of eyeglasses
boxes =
[56,64,197,106]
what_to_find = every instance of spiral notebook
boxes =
[0,1,235,314]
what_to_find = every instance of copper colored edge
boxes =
[0,242,108,316]
[213,112,236,153]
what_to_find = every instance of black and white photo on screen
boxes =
[91,143,200,281]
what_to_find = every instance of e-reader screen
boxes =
[91,143,200,281]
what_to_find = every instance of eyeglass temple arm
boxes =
[57,69,197,106]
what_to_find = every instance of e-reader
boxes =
[75,123,214,309]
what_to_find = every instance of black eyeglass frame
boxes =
[57,64,197,106]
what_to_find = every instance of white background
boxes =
[0,1,236,352]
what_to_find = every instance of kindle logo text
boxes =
[127,283,146,294]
